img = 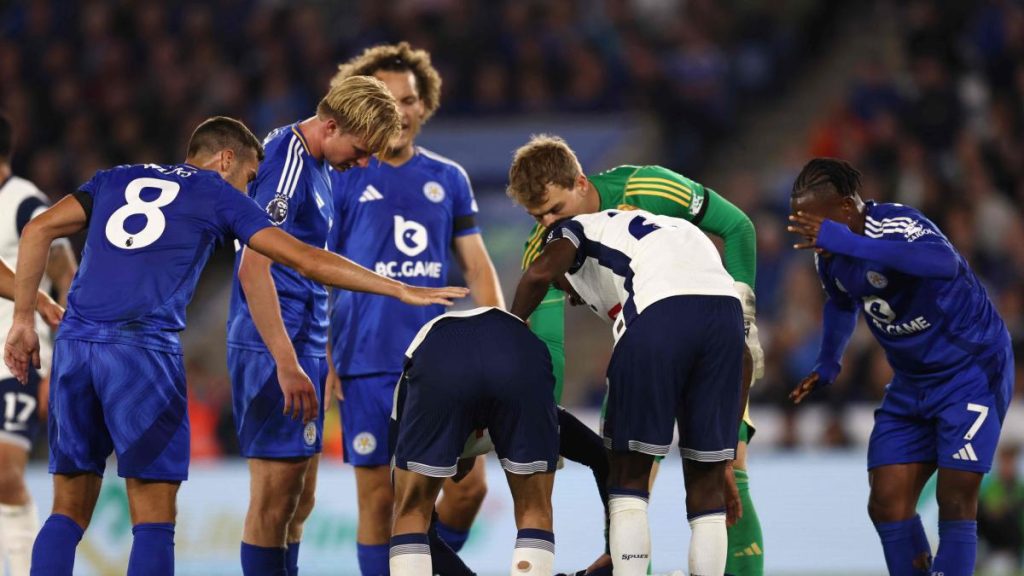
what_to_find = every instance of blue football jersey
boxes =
[816,201,1010,385]
[227,123,334,357]
[329,147,480,376]
[59,163,272,352]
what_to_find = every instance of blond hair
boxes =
[316,75,401,155]
[506,135,582,207]
[332,42,442,122]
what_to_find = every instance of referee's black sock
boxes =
[557,407,611,553]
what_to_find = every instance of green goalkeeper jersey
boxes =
[521,165,757,402]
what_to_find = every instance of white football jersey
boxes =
[0,176,55,379]
[548,209,738,341]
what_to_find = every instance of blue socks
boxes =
[30,514,84,575]
[286,542,300,576]
[241,542,288,576]
[357,542,390,576]
[874,515,931,576]
[932,520,976,576]
[434,520,470,552]
[127,523,175,576]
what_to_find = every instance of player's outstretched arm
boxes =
[510,238,578,321]
[789,212,958,279]
[4,195,87,382]
[247,227,468,306]
[790,297,858,404]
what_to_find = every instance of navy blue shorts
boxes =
[0,369,42,451]
[229,348,328,459]
[868,346,1014,474]
[49,339,190,481]
[392,310,559,476]
[604,295,743,461]
[339,372,402,466]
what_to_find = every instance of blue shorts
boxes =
[0,370,42,451]
[48,339,189,481]
[868,346,1014,474]
[229,348,327,459]
[392,309,559,476]
[604,295,743,461]
[339,372,402,466]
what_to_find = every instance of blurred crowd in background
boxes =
[0,0,829,189]
[2,0,1024,506]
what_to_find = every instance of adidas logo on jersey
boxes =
[359,185,384,203]
[734,542,763,557]
[952,443,979,462]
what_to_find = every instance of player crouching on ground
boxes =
[512,209,745,576]
[389,308,559,576]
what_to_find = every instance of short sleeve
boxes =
[76,170,107,198]
[544,218,587,273]
[450,166,480,237]
[251,152,307,233]
[214,182,273,245]
[15,195,49,237]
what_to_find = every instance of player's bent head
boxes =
[186,116,263,191]
[317,75,401,157]
[187,116,264,163]
[791,157,863,216]
[792,157,862,200]
[507,134,585,209]
[333,42,442,122]
[0,111,12,161]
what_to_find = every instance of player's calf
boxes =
[390,469,445,576]
[435,457,487,551]
[683,460,728,576]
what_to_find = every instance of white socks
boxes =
[609,491,651,576]
[511,529,555,575]
[0,498,39,576]
[389,534,432,576]
[688,510,727,576]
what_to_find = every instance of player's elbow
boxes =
[523,263,556,288]
[289,245,320,281]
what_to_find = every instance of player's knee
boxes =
[362,482,396,520]
[936,490,977,520]
[251,489,301,529]
[867,483,913,523]
[0,467,28,504]
[292,491,315,525]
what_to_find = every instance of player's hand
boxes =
[787,211,826,253]
[324,365,343,412]
[725,461,743,527]
[745,321,765,380]
[789,372,821,405]
[36,292,65,330]
[277,363,319,423]
[3,322,40,385]
[397,284,470,307]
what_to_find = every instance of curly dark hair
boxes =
[332,42,442,122]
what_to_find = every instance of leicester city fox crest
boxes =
[867,270,888,289]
